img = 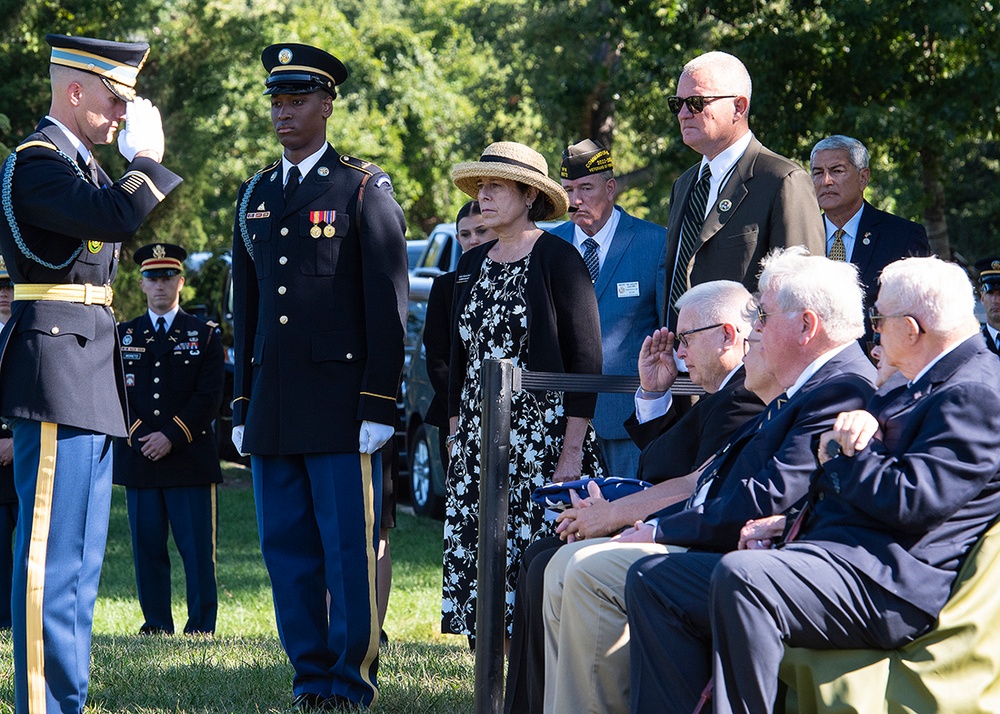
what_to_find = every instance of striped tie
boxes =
[829,228,847,261]
[582,237,600,283]
[669,163,713,315]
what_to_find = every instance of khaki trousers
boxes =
[542,537,686,714]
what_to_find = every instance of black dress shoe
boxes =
[290,693,326,712]
[138,624,173,636]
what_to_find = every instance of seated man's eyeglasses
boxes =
[867,306,926,333]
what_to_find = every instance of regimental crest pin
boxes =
[278,48,293,64]
[122,334,132,346]
[318,166,330,177]
[718,199,733,213]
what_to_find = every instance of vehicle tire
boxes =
[409,424,445,518]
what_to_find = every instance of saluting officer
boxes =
[0,34,181,712]
[113,243,224,636]
[231,44,408,711]
[0,257,14,631]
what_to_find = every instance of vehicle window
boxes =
[421,233,450,270]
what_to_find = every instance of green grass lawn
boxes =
[0,463,475,713]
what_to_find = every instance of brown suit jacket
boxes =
[664,135,824,321]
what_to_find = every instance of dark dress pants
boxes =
[626,544,934,714]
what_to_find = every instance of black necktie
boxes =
[284,165,301,203]
[156,316,166,340]
[670,163,713,316]
[582,237,600,283]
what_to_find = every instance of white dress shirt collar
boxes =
[44,115,92,164]
[824,204,865,262]
[148,305,180,332]
[283,142,329,185]
[698,131,754,219]
[786,341,853,398]
[573,205,621,269]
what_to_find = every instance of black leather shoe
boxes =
[138,624,173,636]
[290,693,326,712]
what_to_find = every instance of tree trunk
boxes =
[920,148,951,259]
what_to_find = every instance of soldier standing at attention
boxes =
[231,43,408,712]
[0,34,181,712]
[114,242,224,637]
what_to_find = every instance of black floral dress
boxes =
[441,254,604,638]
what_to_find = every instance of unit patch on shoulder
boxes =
[375,175,393,190]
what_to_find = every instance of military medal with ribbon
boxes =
[309,210,337,238]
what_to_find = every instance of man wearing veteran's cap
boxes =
[113,243,224,638]
[0,34,181,712]
[551,139,667,479]
[231,43,408,711]
[976,257,1000,356]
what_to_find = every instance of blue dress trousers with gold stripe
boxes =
[0,119,181,713]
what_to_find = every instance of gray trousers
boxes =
[625,543,934,714]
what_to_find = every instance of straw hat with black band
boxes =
[453,142,569,220]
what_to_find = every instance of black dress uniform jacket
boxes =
[0,420,13,504]
[112,310,224,488]
[232,144,408,455]
[0,119,182,436]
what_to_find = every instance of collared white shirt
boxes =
[44,115,92,165]
[148,305,180,332]
[987,324,1000,347]
[698,130,754,220]
[572,206,621,271]
[824,204,865,262]
[786,342,853,398]
[634,362,742,424]
[283,142,328,186]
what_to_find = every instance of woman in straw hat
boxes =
[442,141,605,644]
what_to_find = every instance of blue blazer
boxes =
[651,342,877,551]
[803,336,1000,618]
[552,207,666,440]
[850,202,930,311]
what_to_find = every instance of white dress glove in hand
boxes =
[117,97,165,162]
[359,421,394,455]
[231,425,247,457]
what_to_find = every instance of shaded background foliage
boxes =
[0,0,997,319]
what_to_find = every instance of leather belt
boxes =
[14,283,114,306]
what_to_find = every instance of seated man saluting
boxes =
[627,255,1000,714]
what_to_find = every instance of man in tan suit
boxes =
[663,51,824,328]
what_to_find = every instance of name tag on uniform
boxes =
[617,281,640,298]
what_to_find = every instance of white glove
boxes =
[117,97,165,162]
[359,421,394,455]
[231,425,247,457]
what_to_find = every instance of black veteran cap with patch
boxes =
[561,138,614,180]
[261,43,348,98]
[134,243,186,278]
[46,34,150,102]
[976,257,1000,290]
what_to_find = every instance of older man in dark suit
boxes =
[627,256,1000,714]
[504,280,766,713]
[662,51,824,328]
[543,249,876,714]
[811,135,929,347]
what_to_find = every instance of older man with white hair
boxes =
[543,248,877,714]
[626,256,1000,714]
[662,51,824,328]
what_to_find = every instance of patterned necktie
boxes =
[284,165,301,203]
[582,237,600,283]
[829,228,847,261]
[756,391,788,431]
[669,163,713,315]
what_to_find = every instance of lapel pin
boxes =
[270,172,277,182]
[718,199,732,212]
[862,232,871,245]
[318,166,330,177]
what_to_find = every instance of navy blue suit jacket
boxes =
[802,336,1000,618]
[651,342,877,551]
[552,207,667,440]
[849,202,930,311]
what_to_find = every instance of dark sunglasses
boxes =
[667,95,737,115]
[867,306,925,333]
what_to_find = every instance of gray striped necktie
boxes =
[582,237,600,283]
[669,163,713,314]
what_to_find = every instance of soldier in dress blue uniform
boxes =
[0,34,182,713]
[0,257,15,631]
[113,243,224,636]
[231,43,408,712]
[976,257,1000,357]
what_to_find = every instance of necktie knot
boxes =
[582,237,600,283]
[155,316,166,336]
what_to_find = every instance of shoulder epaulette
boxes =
[16,140,58,153]
[244,159,280,185]
[340,154,382,176]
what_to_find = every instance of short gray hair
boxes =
[682,51,753,105]
[810,135,870,171]
[676,280,754,336]
[877,256,975,334]
[758,247,865,344]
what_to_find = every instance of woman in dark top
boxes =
[441,141,604,643]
